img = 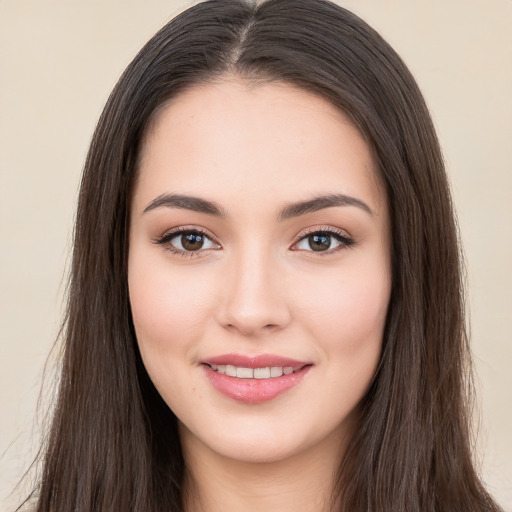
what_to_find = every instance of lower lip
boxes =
[202,365,311,404]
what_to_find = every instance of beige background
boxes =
[1,1,511,510]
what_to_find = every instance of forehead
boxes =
[135,79,386,216]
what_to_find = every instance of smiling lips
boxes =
[210,364,299,379]
[202,354,312,404]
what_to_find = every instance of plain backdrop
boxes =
[1,0,511,510]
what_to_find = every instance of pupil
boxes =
[182,233,204,251]
[309,234,331,251]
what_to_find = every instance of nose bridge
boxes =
[218,241,290,335]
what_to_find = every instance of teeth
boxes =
[236,367,253,379]
[225,365,237,377]
[209,365,301,379]
[270,367,283,377]
[254,367,271,379]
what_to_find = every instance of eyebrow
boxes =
[278,194,373,220]
[143,193,226,217]
[143,193,373,219]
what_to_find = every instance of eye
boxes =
[292,229,354,253]
[170,231,216,252]
[154,228,220,256]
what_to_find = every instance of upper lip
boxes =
[202,353,310,368]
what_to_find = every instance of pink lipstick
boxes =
[201,353,312,404]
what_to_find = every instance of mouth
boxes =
[206,364,303,379]
[201,354,312,404]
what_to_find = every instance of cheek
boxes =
[296,253,390,394]
[300,262,390,343]
[127,252,219,412]
[128,250,217,361]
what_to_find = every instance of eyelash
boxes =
[153,226,354,258]
[292,227,355,256]
[152,227,218,259]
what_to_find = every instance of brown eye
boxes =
[180,232,205,251]
[308,234,331,251]
[159,230,218,253]
[293,230,354,253]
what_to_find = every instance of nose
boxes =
[216,248,292,337]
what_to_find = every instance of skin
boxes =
[128,79,391,512]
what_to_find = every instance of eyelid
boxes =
[152,224,354,258]
[152,225,221,258]
[290,226,354,254]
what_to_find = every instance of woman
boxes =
[23,0,503,511]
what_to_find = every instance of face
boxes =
[128,79,391,465]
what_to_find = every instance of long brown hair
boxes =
[26,0,501,511]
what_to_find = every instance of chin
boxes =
[179,409,353,467]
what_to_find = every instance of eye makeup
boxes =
[152,226,221,258]
[152,224,355,259]
[290,226,355,255]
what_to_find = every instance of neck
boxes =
[180,425,348,512]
